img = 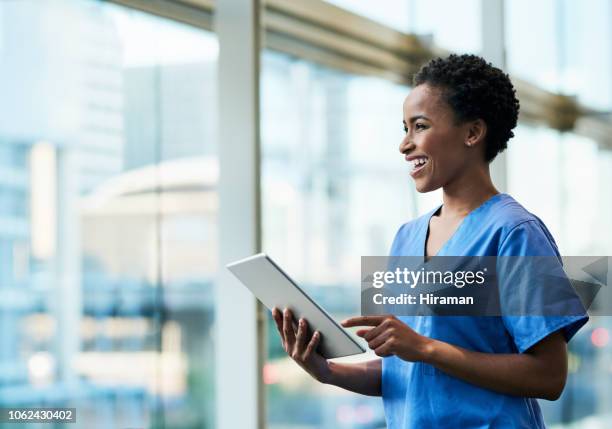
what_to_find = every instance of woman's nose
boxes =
[400,138,414,154]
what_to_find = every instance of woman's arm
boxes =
[272,308,382,396]
[424,330,567,400]
[322,359,382,396]
[342,315,567,400]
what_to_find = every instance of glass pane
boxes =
[507,0,612,108]
[0,1,217,428]
[507,125,564,241]
[561,0,612,109]
[262,50,421,429]
[505,0,561,92]
[409,0,481,54]
[557,133,600,255]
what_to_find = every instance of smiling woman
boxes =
[269,53,589,429]
[374,55,588,428]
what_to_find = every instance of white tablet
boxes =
[226,253,366,359]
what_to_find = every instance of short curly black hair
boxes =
[413,54,520,162]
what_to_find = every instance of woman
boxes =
[272,54,588,428]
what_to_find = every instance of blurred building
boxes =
[0,0,123,390]
[123,63,217,170]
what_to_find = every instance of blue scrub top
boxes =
[383,192,588,429]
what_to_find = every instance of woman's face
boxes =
[400,83,479,193]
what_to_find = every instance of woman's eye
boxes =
[415,123,427,131]
[403,126,408,133]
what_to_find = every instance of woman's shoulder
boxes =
[491,193,551,233]
[491,194,560,255]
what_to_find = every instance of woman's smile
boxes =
[405,155,430,177]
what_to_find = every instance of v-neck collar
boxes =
[422,192,506,260]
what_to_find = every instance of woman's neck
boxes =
[439,164,499,219]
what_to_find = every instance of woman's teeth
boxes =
[410,157,428,172]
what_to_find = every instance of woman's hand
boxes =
[341,315,433,362]
[272,307,331,383]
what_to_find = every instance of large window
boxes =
[0,1,217,428]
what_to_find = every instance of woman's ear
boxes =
[465,119,487,147]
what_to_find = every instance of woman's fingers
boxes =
[374,339,393,357]
[294,318,308,355]
[367,328,392,350]
[283,308,297,351]
[273,308,321,362]
[356,329,369,337]
[272,307,284,333]
[341,315,387,328]
[272,307,286,347]
[304,330,321,358]
[362,318,392,341]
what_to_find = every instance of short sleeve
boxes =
[498,220,589,353]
